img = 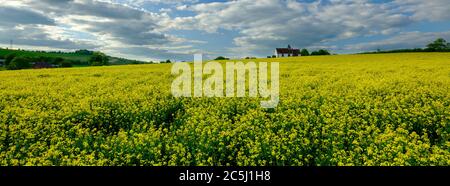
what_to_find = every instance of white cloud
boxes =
[0,24,99,49]
[169,0,415,56]
[394,0,450,21]
[107,0,199,7]
[1,0,450,60]
[0,0,198,60]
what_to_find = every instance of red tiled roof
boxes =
[276,48,300,54]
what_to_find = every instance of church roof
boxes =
[276,47,300,54]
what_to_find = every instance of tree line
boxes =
[362,38,450,54]
[1,52,110,70]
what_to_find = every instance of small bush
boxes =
[60,61,73,67]
[7,57,31,70]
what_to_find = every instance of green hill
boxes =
[0,49,90,62]
[0,48,147,68]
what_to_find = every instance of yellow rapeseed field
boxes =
[0,53,449,166]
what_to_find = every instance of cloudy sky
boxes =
[1,0,450,61]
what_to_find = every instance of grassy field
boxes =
[0,53,449,166]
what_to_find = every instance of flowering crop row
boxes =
[0,53,449,165]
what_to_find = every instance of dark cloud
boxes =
[0,6,54,25]
[0,3,97,50]
[0,0,177,58]
[0,25,99,49]
[1,0,449,60]
[68,18,168,45]
[176,0,416,56]
[31,0,144,20]
[29,0,172,46]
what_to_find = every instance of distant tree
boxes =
[130,60,142,64]
[89,52,109,66]
[36,56,51,63]
[75,49,94,55]
[300,49,310,56]
[60,61,73,67]
[71,60,85,66]
[160,59,172,63]
[272,55,276,58]
[319,49,331,55]
[7,57,31,70]
[426,38,449,51]
[52,57,64,65]
[311,49,331,56]
[267,56,271,58]
[5,53,16,66]
[215,56,229,60]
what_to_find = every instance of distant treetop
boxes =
[215,56,230,60]
[363,38,450,54]
[75,49,94,55]
[426,38,449,51]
